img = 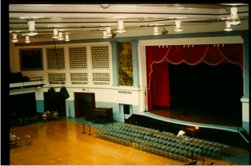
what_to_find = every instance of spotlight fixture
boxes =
[174,20,183,32]
[65,33,70,42]
[25,35,31,44]
[153,26,160,35]
[115,20,126,33]
[12,33,18,43]
[162,26,168,35]
[26,19,38,36]
[52,28,59,39]
[224,21,232,31]
[58,31,64,41]
[229,7,241,25]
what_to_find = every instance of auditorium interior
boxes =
[7,3,249,165]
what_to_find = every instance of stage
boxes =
[134,110,239,133]
[129,110,248,148]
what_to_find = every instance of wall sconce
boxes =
[12,33,18,43]
[115,20,126,33]
[174,20,183,32]
[25,35,31,44]
[229,7,241,25]
[224,21,232,31]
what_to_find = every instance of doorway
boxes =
[74,92,95,120]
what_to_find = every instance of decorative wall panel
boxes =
[91,46,109,69]
[93,73,110,85]
[47,48,65,69]
[71,73,88,82]
[69,47,87,69]
[48,73,66,84]
[118,42,133,86]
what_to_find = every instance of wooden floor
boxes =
[10,119,247,165]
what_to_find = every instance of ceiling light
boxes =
[174,20,183,32]
[27,19,38,36]
[52,28,59,39]
[224,21,232,31]
[12,33,18,43]
[115,20,126,34]
[102,31,108,38]
[229,7,241,25]
[103,27,112,38]
[100,4,110,9]
[65,33,70,42]
[25,36,31,44]
[153,26,160,35]
[58,32,64,41]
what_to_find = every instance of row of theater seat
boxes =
[95,122,230,162]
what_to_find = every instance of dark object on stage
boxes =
[48,87,56,100]
[60,86,70,99]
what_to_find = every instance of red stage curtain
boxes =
[146,44,243,111]
[151,61,170,108]
[146,46,171,110]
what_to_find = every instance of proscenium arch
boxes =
[138,35,248,132]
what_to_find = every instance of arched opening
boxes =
[146,44,243,126]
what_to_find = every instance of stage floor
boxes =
[150,106,242,126]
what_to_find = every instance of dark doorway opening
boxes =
[74,92,95,120]
[10,92,37,117]
[44,92,66,117]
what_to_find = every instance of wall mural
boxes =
[118,42,133,86]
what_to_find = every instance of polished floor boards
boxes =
[10,119,246,165]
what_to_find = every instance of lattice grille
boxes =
[91,46,109,68]
[47,48,65,69]
[69,47,87,69]
[93,73,110,82]
[48,73,66,84]
[71,73,88,81]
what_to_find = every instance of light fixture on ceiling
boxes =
[12,33,18,43]
[153,26,160,35]
[27,19,38,36]
[103,27,112,38]
[224,21,232,31]
[100,4,110,9]
[174,20,183,32]
[115,20,126,34]
[52,28,59,39]
[25,35,31,44]
[229,7,241,25]
[65,32,70,42]
[58,31,64,41]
